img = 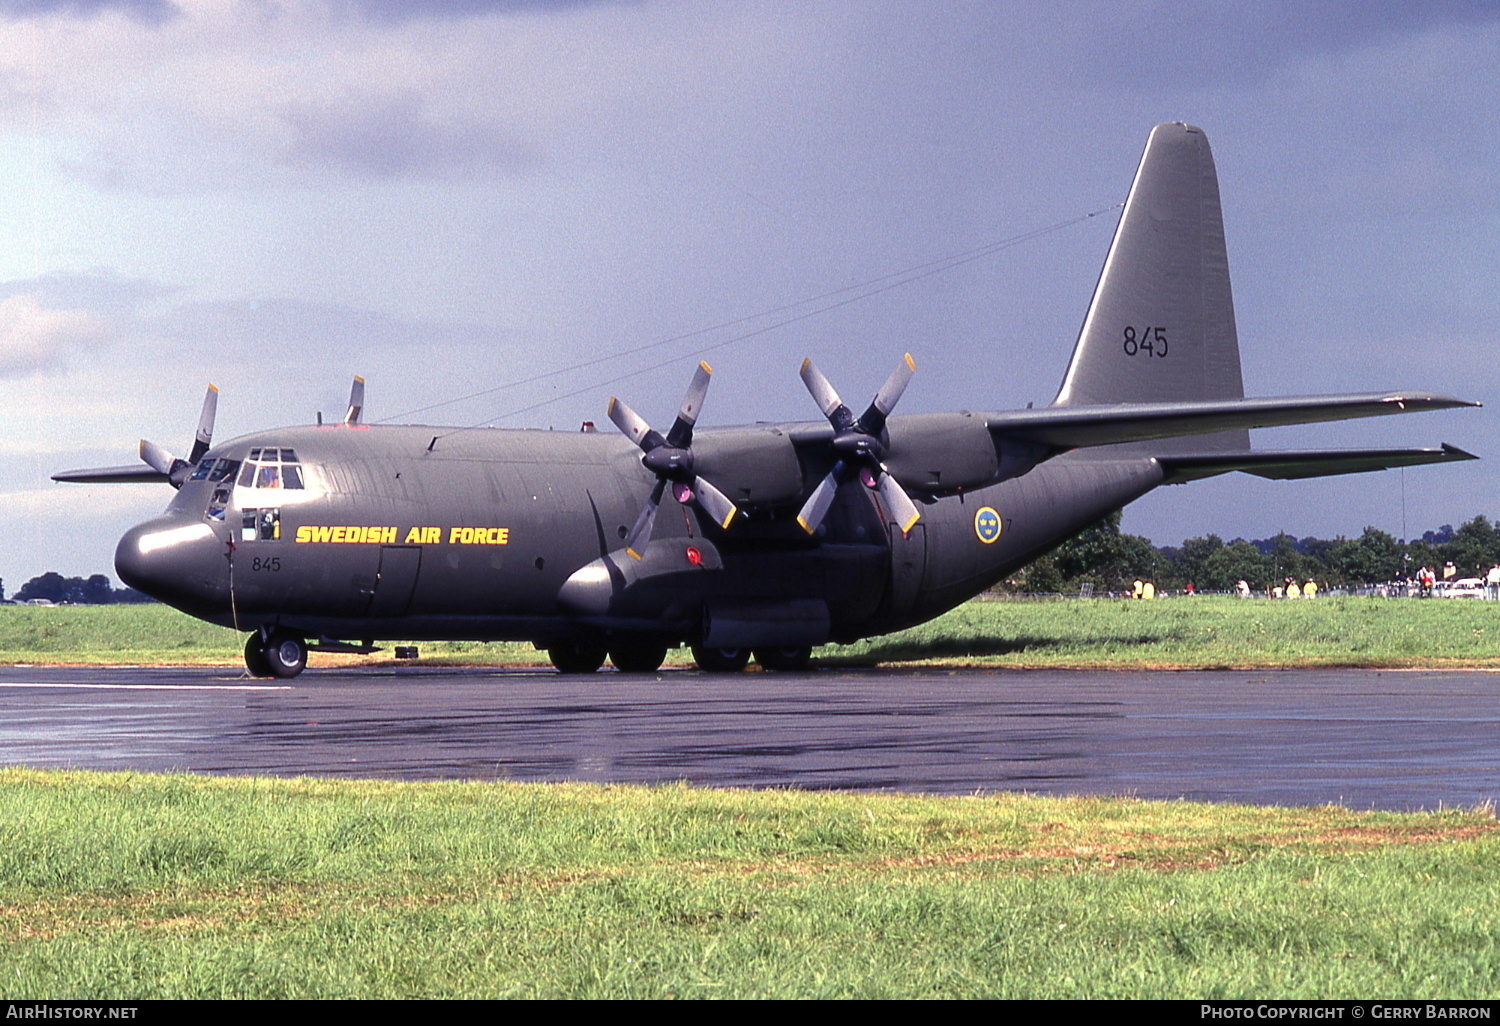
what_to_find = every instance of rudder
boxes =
[1053,122,1248,454]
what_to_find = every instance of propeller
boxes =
[344,375,365,425]
[608,361,739,560]
[795,353,921,536]
[139,383,220,488]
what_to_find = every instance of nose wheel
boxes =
[245,630,308,678]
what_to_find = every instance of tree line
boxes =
[1009,514,1500,595]
[2,573,153,605]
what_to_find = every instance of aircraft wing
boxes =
[985,392,1477,450]
[1155,443,1478,484]
[51,465,170,484]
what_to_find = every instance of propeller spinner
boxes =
[609,361,738,561]
[796,353,921,536]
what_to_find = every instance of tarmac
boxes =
[1,664,1496,810]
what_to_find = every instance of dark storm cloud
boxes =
[0,0,179,24]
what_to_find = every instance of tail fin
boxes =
[1053,122,1248,454]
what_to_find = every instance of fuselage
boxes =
[114,418,1164,650]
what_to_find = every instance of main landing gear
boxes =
[544,639,814,675]
[690,645,812,673]
[545,638,669,674]
[244,630,308,679]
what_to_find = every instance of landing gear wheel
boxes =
[754,646,812,672]
[548,642,607,674]
[262,632,308,679]
[243,634,273,678]
[609,640,669,674]
[690,645,751,673]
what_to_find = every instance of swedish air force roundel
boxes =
[974,506,1002,544]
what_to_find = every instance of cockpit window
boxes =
[236,448,305,490]
[189,457,240,483]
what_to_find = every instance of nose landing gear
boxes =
[245,630,308,678]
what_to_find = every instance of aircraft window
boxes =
[192,458,239,483]
[240,508,281,542]
[235,451,304,491]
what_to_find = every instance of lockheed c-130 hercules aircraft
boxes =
[57,123,1478,678]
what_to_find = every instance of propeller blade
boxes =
[188,384,219,464]
[799,358,846,421]
[344,376,365,426]
[139,438,177,477]
[875,469,922,534]
[607,396,656,450]
[666,361,712,449]
[795,468,843,535]
[57,383,223,488]
[690,476,739,530]
[623,479,667,560]
[140,439,192,488]
[861,353,916,434]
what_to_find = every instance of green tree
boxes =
[1052,511,1163,592]
[1327,527,1404,584]
[1171,535,1224,590]
[1200,541,1272,592]
[1439,516,1497,577]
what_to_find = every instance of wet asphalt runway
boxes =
[0,665,1495,810]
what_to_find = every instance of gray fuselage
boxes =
[115,419,1162,650]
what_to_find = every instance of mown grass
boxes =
[828,595,1500,669]
[0,769,1495,999]
[3,596,1499,670]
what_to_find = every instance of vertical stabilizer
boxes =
[1053,122,1248,454]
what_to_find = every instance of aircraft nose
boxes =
[115,515,231,617]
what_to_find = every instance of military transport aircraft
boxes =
[56,123,1478,678]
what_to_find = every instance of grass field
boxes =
[3,595,1499,670]
[4,600,1497,997]
[0,769,1494,999]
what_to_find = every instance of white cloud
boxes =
[0,294,110,376]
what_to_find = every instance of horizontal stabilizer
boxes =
[987,392,1477,451]
[1156,443,1477,484]
[51,465,170,484]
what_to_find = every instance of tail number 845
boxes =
[1123,326,1168,358]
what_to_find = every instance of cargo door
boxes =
[367,545,422,618]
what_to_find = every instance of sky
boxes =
[0,0,1496,587]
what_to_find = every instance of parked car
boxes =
[1443,577,1486,598]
